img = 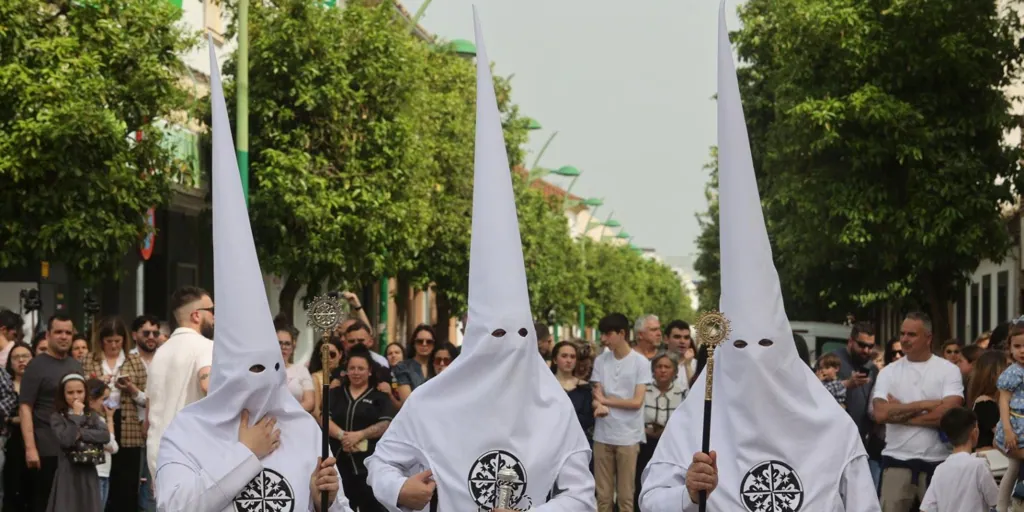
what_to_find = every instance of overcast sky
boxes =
[402,0,744,274]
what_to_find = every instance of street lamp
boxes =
[528,164,579,184]
[616,230,631,239]
[450,39,477,57]
[526,118,542,131]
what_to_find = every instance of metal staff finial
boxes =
[694,309,730,512]
[306,294,345,512]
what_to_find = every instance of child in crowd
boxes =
[46,373,111,512]
[920,407,997,511]
[998,324,1024,502]
[86,379,118,507]
[815,353,846,408]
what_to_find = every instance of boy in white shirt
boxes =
[920,407,997,512]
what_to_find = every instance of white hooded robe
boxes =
[155,40,353,512]
[638,5,880,512]
[364,10,594,512]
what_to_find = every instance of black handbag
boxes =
[65,414,105,466]
[67,439,105,466]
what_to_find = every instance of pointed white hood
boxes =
[157,41,334,511]
[644,4,865,510]
[368,10,589,510]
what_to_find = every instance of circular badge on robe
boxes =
[467,450,528,510]
[739,460,804,512]
[234,468,295,512]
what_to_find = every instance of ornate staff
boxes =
[307,295,345,512]
[693,310,730,512]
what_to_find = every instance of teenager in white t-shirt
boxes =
[591,313,653,512]
[145,287,215,482]
[871,313,963,512]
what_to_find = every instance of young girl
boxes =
[86,379,118,507]
[997,324,1024,501]
[46,373,111,512]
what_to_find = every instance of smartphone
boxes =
[116,376,129,386]
[855,366,871,377]
[103,397,119,410]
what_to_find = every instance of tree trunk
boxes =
[435,291,452,343]
[394,276,410,345]
[278,274,302,325]
[922,275,953,351]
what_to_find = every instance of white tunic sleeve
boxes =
[531,450,596,512]
[365,437,428,512]
[638,462,699,512]
[839,456,882,512]
[156,441,262,512]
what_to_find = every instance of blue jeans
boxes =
[868,459,882,495]
[139,447,156,511]
[99,477,109,507]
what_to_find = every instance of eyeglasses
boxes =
[892,350,904,357]
[10,354,31,362]
[140,330,159,338]
[434,356,451,365]
[415,338,435,345]
[196,306,215,316]
[327,350,339,359]
[855,340,875,350]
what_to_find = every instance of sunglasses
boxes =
[196,306,215,316]
[855,340,875,350]
[434,356,451,365]
[892,350,904,357]
[415,338,435,345]
[140,330,160,338]
[945,349,960,355]
[327,350,339,359]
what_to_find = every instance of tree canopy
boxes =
[695,0,1024,338]
[0,0,195,280]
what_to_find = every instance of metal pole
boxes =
[410,0,434,29]
[236,0,250,207]
[578,303,585,339]
[527,131,558,184]
[560,175,579,212]
[378,276,389,350]
[599,210,615,240]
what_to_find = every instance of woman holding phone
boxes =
[81,316,147,512]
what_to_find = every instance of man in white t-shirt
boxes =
[871,312,963,512]
[591,312,653,512]
[145,286,215,482]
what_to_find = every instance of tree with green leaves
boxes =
[513,175,587,326]
[696,0,1024,339]
[0,0,195,280]
[582,237,694,328]
[397,47,533,335]
[215,0,439,320]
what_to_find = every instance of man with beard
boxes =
[19,314,82,510]
[830,322,880,485]
[145,286,215,485]
[131,314,162,512]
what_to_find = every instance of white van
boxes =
[791,321,851,365]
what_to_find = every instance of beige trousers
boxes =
[593,441,640,512]
[879,467,929,512]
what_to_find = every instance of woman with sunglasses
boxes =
[428,342,457,378]
[309,336,344,422]
[393,325,436,406]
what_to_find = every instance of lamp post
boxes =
[600,216,621,241]
[528,131,558,178]
[237,0,249,207]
